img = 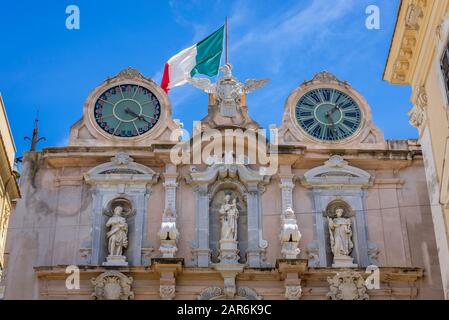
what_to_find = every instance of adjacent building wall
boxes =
[0,95,20,298]
[384,0,449,298]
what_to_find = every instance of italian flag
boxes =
[161,26,224,93]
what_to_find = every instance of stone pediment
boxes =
[186,163,270,186]
[301,155,372,188]
[84,152,159,185]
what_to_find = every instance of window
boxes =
[440,46,449,103]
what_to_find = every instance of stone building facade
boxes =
[384,0,449,299]
[0,95,20,298]
[3,67,444,299]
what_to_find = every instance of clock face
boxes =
[295,88,362,141]
[94,84,161,137]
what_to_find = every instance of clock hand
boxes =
[325,113,338,134]
[325,104,341,117]
[125,107,159,123]
[125,108,152,125]
[325,103,342,133]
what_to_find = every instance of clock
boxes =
[295,88,362,141]
[94,84,161,137]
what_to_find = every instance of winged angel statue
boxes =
[188,64,270,117]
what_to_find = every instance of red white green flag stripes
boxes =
[161,26,224,93]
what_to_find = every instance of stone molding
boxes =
[301,155,373,189]
[84,152,159,185]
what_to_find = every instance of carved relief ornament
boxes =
[327,271,369,300]
[197,286,262,300]
[91,271,134,300]
[408,86,428,129]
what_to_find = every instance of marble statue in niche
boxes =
[218,194,241,264]
[328,207,357,267]
[103,205,129,266]
[220,195,239,241]
[209,189,248,264]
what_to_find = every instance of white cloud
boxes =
[230,0,355,55]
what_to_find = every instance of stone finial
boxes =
[158,207,179,258]
[280,207,301,259]
[312,71,338,83]
[116,67,147,81]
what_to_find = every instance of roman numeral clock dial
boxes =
[295,88,362,141]
[94,84,161,138]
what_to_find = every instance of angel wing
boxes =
[188,77,216,93]
[243,79,270,94]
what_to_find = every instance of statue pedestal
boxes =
[332,255,358,268]
[213,263,245,299]
[218,239,240,264]
[103,255,128,267]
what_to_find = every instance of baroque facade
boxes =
[0,95,20,298]
[384,0,449,299]
[3,66,444,299]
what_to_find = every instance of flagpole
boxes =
[225,16,228,65]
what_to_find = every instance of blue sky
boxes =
[0,0,413,157]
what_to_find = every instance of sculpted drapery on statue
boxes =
[219,194,239,241]
[106,206,129,257]
[328,208,354,258]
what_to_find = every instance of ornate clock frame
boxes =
[279,71,386,149]
[69,67,181,146]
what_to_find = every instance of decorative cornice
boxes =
[385,0,429,84]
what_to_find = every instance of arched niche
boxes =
[324,200,358,266]
[101,197,136,264]
[301,156,372,267]
[83,152,159,266]
[186,163,270,267]
[209,181,248,264]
